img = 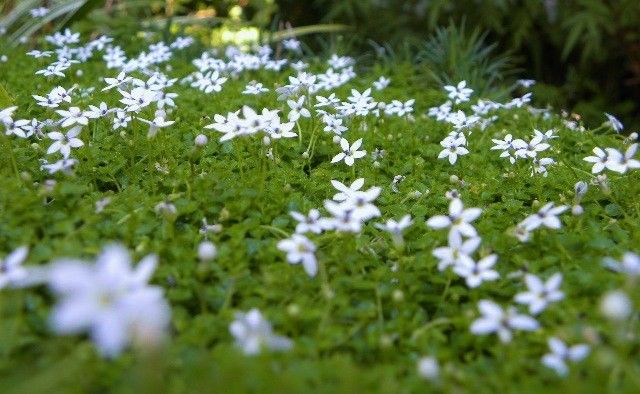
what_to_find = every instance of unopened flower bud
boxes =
[194,134,208,146]
[287,303,300,317]
[197,241,217,261]
[417,357,439,381]
[392,289,404,303]
[572,205,584,216]
[600,290,632,321]
[574,181,588,200]
[379,334,393,349]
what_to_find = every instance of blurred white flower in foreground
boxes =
[600,290,633,321]
[454,254,499,288]
[541,337,590,376]
[514,273,564,315]
[417,356,440,381]
[229,309,293,355]
[47,244,170,357]
[603,252,640,277]
[375,215,413,247]
[519,202,568,232]
[0,246,29,289]
[277,234,318,277]
[470,300,539,343]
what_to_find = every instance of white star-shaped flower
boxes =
[514,273,564,314]
[47,126,84,158]
[426,198,482,238]
[470,300,539,343]
[277,234,318,277]
[331,138,366,166]
[542,337,590,376]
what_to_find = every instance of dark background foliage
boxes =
[273,0,640,130]
[2,0,639,129]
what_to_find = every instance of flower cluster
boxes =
[427,197,498,288]
[491,129,557,176]
[278,178,382,277]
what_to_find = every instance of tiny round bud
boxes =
[20,171,32,182]
[43,179,57,193]
[287,303,300,316]
[75,69,83,77]
[572,205,584,216]
[197,241,217,261]
[379,334,393,349]
[134,241,148,254]
[600,290,632,321]
[301,151,309,159]
[373,160,380,168]
[0,55,7,62]
[262,135,271,146]
[322,285,335,299]
[449,175,459,183]
[194,134,208,146]
[417,357,439,381]
[218,207,230,221]
[392,289,404,303]
[154,202,177,220]
[332,135,341,144]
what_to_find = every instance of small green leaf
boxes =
[0,83,13,107]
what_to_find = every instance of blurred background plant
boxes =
[415,22,520,100]
[277,0,640,130]
[1,0,639,129]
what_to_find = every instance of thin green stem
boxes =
[3,133,21,181]
[296,121,303,148]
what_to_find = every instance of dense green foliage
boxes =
[0,28,639,392]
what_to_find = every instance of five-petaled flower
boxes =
[331,138,366,166]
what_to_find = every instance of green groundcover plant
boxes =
[0,21,639,394]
